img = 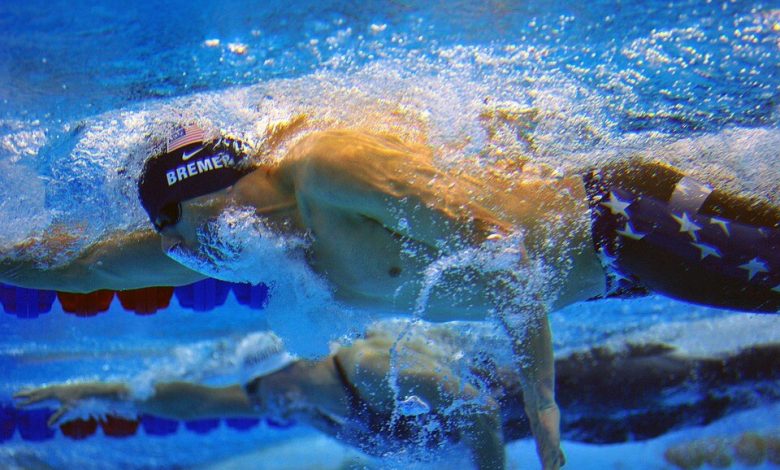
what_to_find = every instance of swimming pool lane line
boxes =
[0,279,270,318]
[0,402,292,442]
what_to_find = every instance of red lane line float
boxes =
[57,290,115,317]
[100,415,139,437]
[117,287,175,315]
[60,418,98,440]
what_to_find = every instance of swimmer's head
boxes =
[138,124,255,231]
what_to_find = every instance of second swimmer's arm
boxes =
[459,401,506,470]
[0,229,205,292]
[396,368,506,470]
[15,381,256,426]
[138,382,256,420]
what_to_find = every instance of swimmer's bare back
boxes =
[0,129,606,314]
[266,130,605,316]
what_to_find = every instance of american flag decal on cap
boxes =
[167,124,205,153]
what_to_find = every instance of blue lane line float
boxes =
[17,408,56,441]
[225,417,260,431]
[140,414,179,436]
[184,418,221,434]
[0,404,16,442]
[232,282,270,309]
[3,403,289,441]
[174,279,232,312]
[0,284,56,319]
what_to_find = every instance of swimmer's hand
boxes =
[14,383,128,427]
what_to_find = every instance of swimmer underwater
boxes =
[17,329,511,469]
[14,324,780,469]
[3,123,780,469]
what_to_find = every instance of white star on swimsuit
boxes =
[601,192,632,218]
[597,247,618,268]
[739,257,769,281]
[610,270,632,284]
[709,217,730,237]
[690,242,722,260]
[617,222,646,240]
[605,272,633,296]
[672,212,702,241]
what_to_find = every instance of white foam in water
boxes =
[164,206,310,285]
[3,45,776,263]
[165,206,376,358]
[650,127,780,204]
[124,330,295,399]
[0,160,51,247]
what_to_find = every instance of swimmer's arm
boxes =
[135,382,256,420]
[288,131,511,248]
[498,303,563,470]
[339,339,505,470]
[15,381,256,426]
[0,229,205,292]
[398,369,506,470]
[462,405,506,470]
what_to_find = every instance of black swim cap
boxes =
[138,125,254,227]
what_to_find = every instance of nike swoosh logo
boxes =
[181,146,204,161]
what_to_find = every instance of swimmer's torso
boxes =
[239,130,605,318]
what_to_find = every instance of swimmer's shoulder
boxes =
[284,129,431,168]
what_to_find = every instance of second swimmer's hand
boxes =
[14,383,127,427]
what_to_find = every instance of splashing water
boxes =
[165,206,377,357]
[165,206,311,285]
[2,42,778,258]
[127,330,295,399]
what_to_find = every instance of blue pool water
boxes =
[1,0,780,468]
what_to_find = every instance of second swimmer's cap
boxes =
[138,124,254,226]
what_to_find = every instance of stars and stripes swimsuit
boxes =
[582,159,780,313]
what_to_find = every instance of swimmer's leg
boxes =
[498,304,564,470]
[591,158,780,227]
[584,157,780,312]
